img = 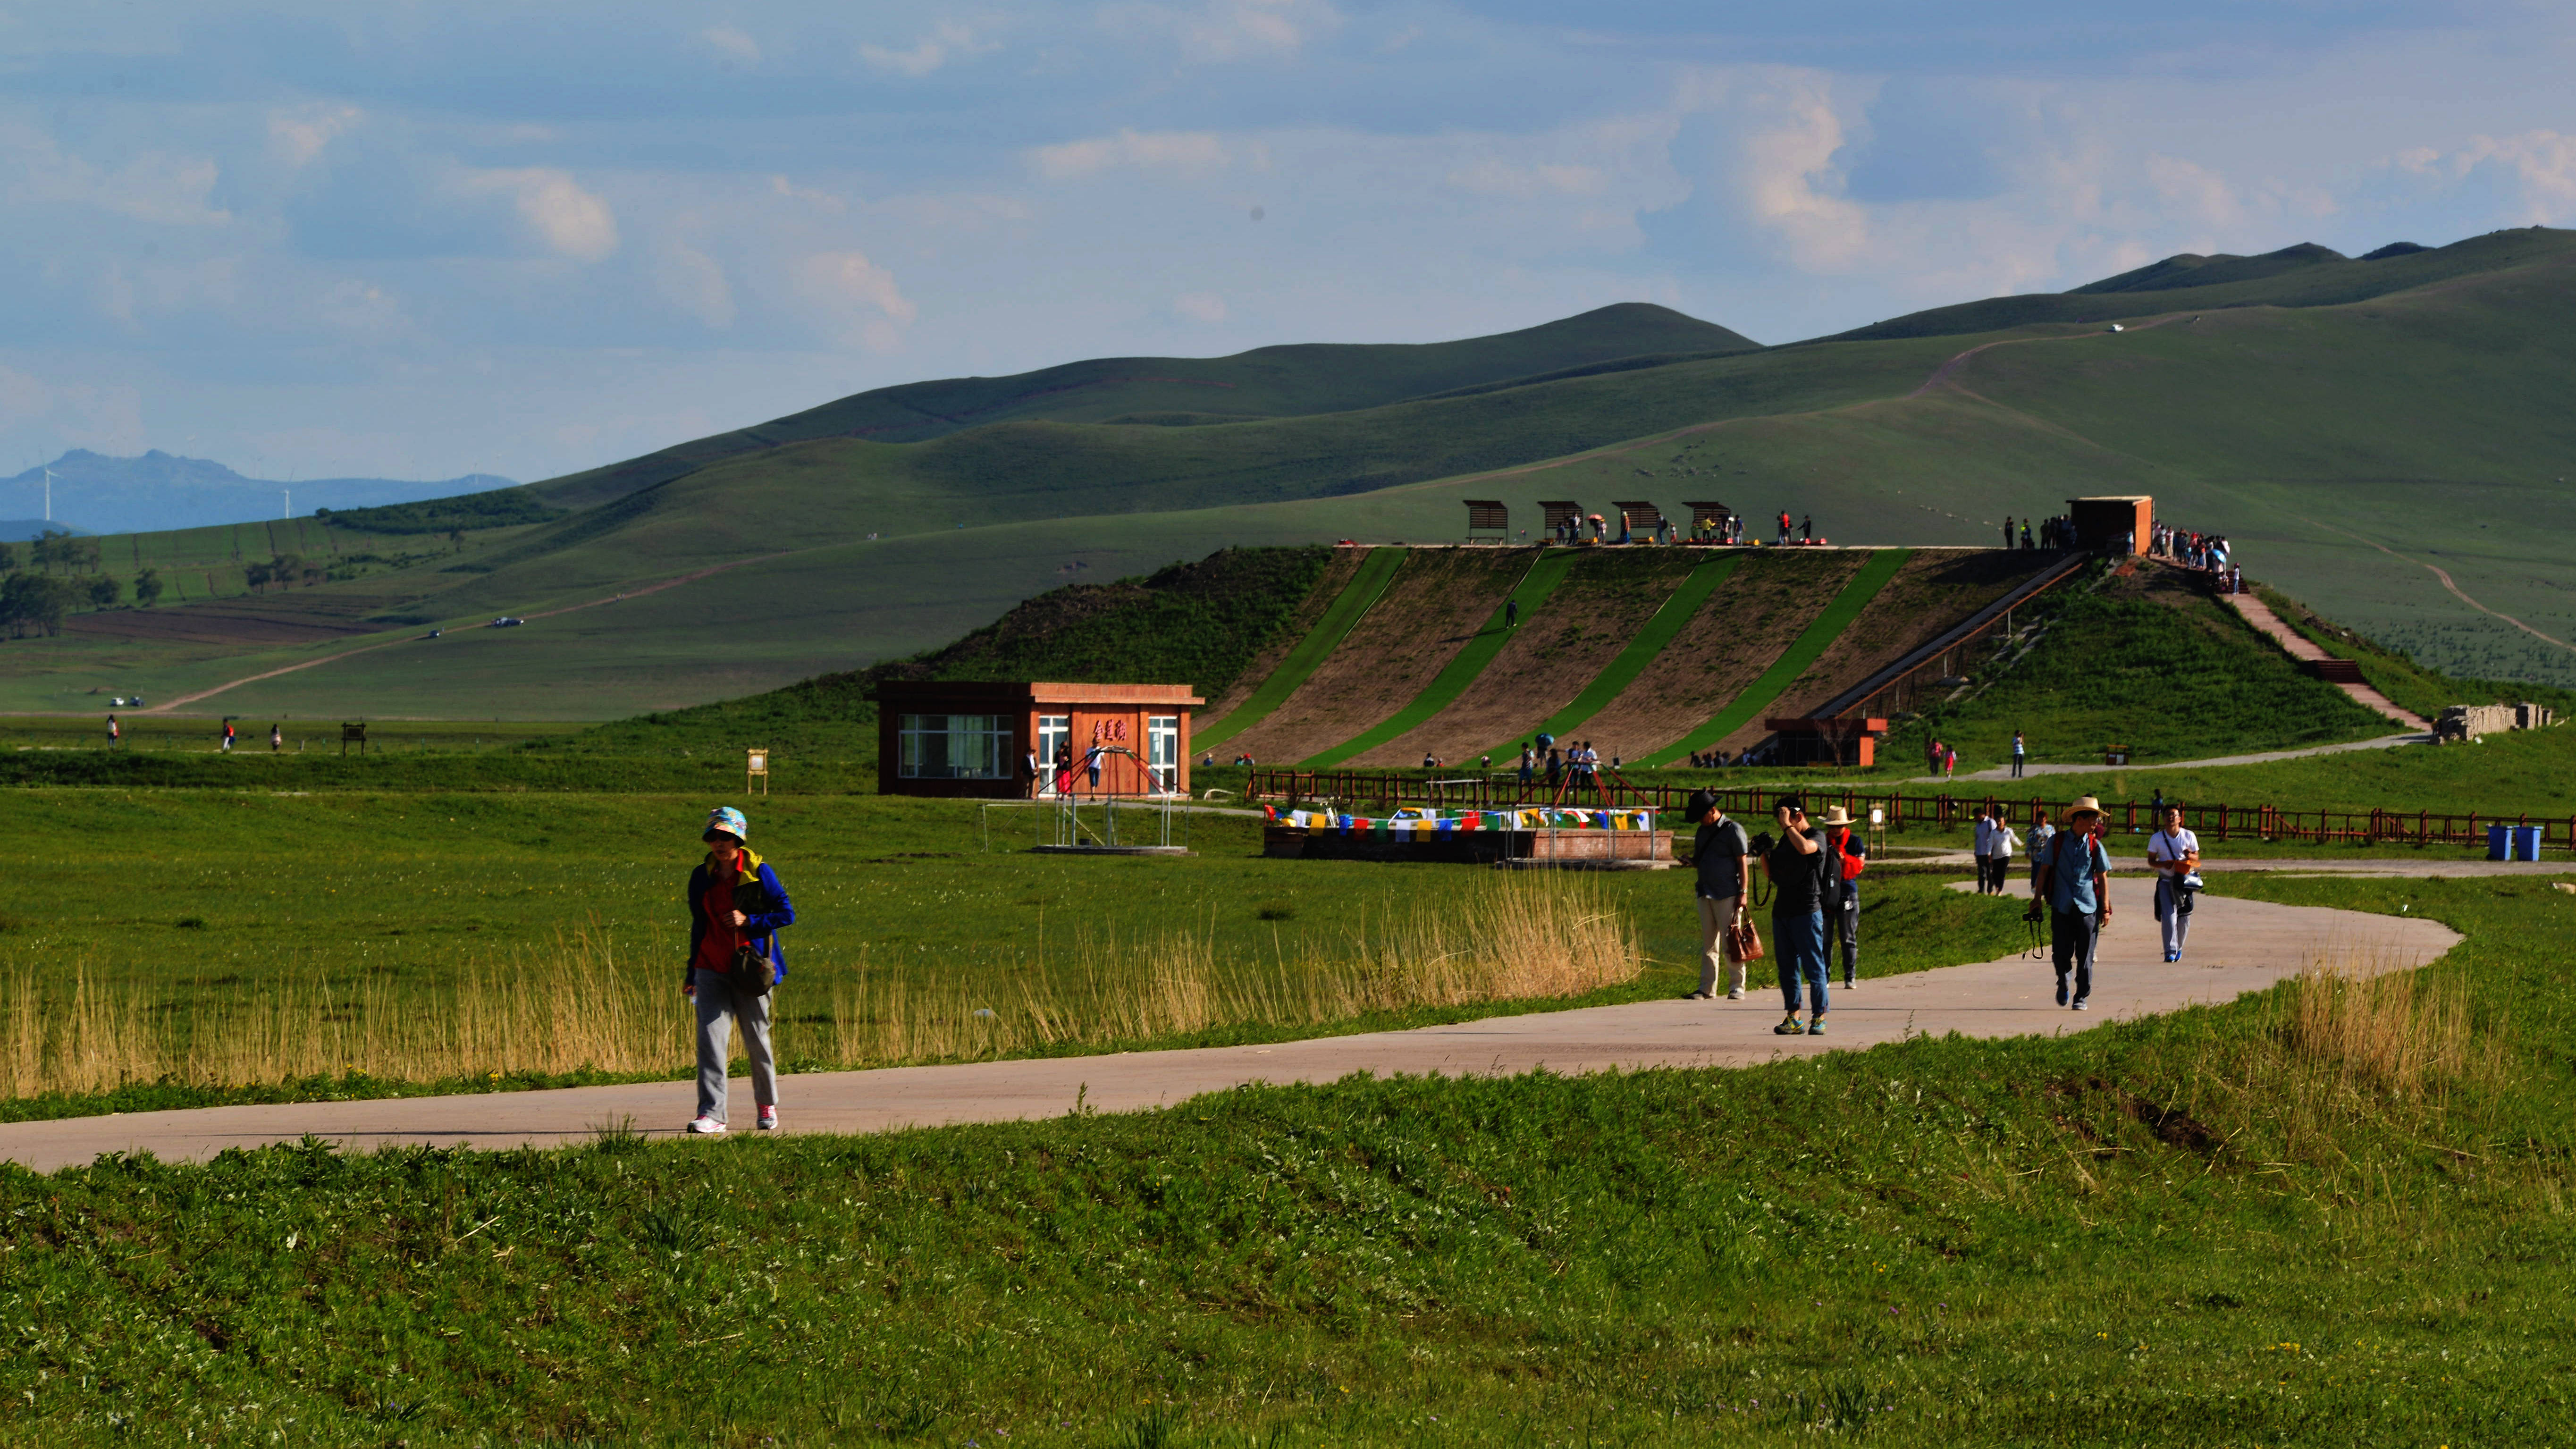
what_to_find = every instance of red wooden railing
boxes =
[1244,769,2573,855]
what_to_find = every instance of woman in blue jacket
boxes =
[684,806,795,1134]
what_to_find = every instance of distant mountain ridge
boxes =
[0,450,515,537]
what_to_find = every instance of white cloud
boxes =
[770,175,848,212]
[1031,129,1241,181]
[655,241,737,329]
[860,20,996,76]
[268,105,362,169]
[797,249,917,351]
[700,26,761,67]
[463,168,620,261]
[1446,159,1608,199]
[0,122,231,227]
[0,364,143,455]
[2391,130,2576,224]
[1174,291,1227,322]
[1105,0,1341,63]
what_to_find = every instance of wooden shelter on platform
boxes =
[1463,499,1510,539]
[1765,715,1892,767]
[872,681,1202,799]
[2067,496,2152,554]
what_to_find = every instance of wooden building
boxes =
[2066,495,2152,554]
[872,681,1203,799]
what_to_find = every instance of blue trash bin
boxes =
[2513,825,2544,861]
[2487,824,2511,860]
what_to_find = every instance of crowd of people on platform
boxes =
[2152,520,2243,592]
[1544,508,1830,546]
[1998,514,2080,550]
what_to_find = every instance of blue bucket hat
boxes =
[704,806,748,842]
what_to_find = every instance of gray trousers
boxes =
[692,967,776,1123]
[2155,876,2192,957]
[1826,892,1859,981]
[1695,895,1746,995]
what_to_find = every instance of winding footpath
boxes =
[0,876,2458,1174]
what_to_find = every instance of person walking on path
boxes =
[684,807,795,1135]
[219,720,235,752]
[2021,520,2034,550]
[1505,597,1519,629]
[106,714,119,748]
[2011,730,2026,779]
[1928,737,1944,775]
[1685,789,1754,1001]
[1761,795,1830,1036]
[2026,809,2054,892]
[2031,795,2112,1011]
[1777,509,1792,544]
[1801,514,1814,542]
[1944,744,1958,779]
[2146,806,2202,962]
[1819,806,1866,988]
[1518,743,1534,787]
[2002,515,2015,549]
[1972,808,1998,894]
[1985,804,2019,894]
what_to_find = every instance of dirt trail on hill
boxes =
[1760,549,2055,730]
[1570,550,1865,761]
[1911,313,2194,400]
[1223,548,1528,765]
[0,877,2457,1173]
[1352,549,1701,767]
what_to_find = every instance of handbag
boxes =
[1728,912,1765,963]
[727,879,775,997]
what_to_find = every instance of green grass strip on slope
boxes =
[1298,548,1580,768]
[1499,551,1745,756]
[1639,548,1913,767]
[1194,547,1407,749]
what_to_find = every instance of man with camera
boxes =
[1759,795,1831,1036]
[2029,795,2113,1010]
[1684,789,1753,1000]
[2146,805,2202,962]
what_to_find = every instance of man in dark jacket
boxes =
[684,806,795,1134]
[1761,795,1830,1035]
[1685,790,1752,1000]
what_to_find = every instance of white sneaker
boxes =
[687,1115,726,1135]
[757,1106,780,1132]
[1726,987,1745,1000]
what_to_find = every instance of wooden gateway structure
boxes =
[872,681,1203,799]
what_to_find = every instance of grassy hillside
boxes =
[1879,560,2400,773]
[6,227,2573,717]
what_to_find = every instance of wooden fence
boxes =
[1245,769,2573,856]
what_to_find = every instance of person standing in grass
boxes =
[2032,795,2112,1011]
[269,723,282,752]
[1819,806,1866,989]
[1685,789,1753,1001]
[1761,795,1830,1035]
[106,713,119,748]
[2147,806,2202,962]
[685,806,795,1136]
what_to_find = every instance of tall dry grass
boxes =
[2280,949,2503,1105]
[0,873,1639,1100]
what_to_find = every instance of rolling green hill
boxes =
[5,226,2574,718]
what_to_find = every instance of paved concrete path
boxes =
[2222,593,2432,731]
[1895,732,2430,785]
[1910,851,2569,878]
[0,878,2458,1174]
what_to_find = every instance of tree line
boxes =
[0,531,322,637]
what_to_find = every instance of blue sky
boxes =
[1,0,2569,490]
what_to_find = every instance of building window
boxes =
[898,714,1011,779]
[1148,715,1179,792]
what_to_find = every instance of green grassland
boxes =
[5,868,2567,1445]
[12,229,2574,717]
[0,787,2026,1125]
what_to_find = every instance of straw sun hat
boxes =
[1818,806,1855,827]
[2064,795,2105,821]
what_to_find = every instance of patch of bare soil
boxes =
[1577,550,1868,758]
[1224,547,1528,765]
[1354,548,1703,766]
[1764,548,2058,723]
[1194,546,1369,724]
[63,598,391,647]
